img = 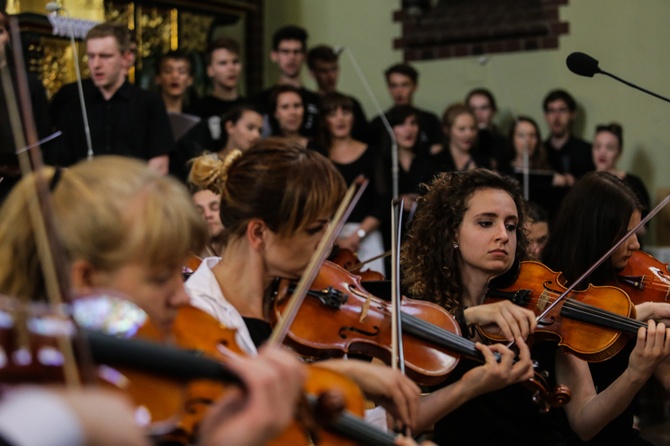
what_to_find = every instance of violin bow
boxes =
[1,17,94,385]
[390,197,412,436]
[268,177,368,345]
[510,192,670,348]
[390,198,406,376]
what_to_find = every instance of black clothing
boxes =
[1,72,51,203]
[348,95,370,144]
[477,127,508,171]
[544,135,595,179]
[370,108,441,153]
[48,79,174,166]
[435,145,493,172]
[431,341,567,446]
[331,144,388,225]
[187,96,247,150]
[255,86,321,138]
[241,317,272,348]
[501,168,570,224]
[561,340,650,445]
[191,95,246,122]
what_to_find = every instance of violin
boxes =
[0,294,393,445]
[166,305,402,446]
[0,295,244,434]
[273,261,571,412]
[329,246,385,281]
[617,250,670,305]
[480,261,646,362]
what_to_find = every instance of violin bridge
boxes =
[536,290,551,312]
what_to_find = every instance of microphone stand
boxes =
[599,69,670,105]
[47,3,94,160]
[340,47,399,199]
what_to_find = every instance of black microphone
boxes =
[566,52,601,77]
[565,51,670,104]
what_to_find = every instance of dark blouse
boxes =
[242,317,273,348]
[431,341,567,446]
[331,144,388,224]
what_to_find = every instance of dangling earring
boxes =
[453,242,459,249]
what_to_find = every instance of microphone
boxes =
[565,51,670,104]
[566,52,601,77]
[46,3,94,159]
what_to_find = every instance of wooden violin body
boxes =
[481,261,638,362]
[273,260,572,413]
[618,250,670,305]
[274,261,460,386]
[329,247,385,281]
[168,305,395,446]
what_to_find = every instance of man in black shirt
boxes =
[49,22,173,174]
[190,37,245,146]
[369,63,441,151]
[254,25,320,139]
[542,89,594,179]
[306,44,369,143]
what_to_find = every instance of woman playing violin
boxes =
[542,171,670,445]
[0,156,310,446]
[401,168,670,444]
[186,139,425,434]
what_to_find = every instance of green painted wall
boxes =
[265,0,670,242]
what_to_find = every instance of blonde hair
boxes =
[0,156,208,300]
[188,150,242,196]
[189,138,346,244]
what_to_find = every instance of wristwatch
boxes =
[356,228,367,239]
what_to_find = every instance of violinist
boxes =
[400,168,670,444]
[542,171,670,445]
[0,156,310,446]
[186,139,423,432]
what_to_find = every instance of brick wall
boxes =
[394,0,569,61]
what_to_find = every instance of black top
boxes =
[254,86,321,139]
[561,340,650,445]
[544,135,595,179]
[1,71,51,202]
[431,341,567,446]
[190,95,246,122]
[241,317,273,348]
[434,144,493,172]
[477,127,509,171]
[331,144,388,224]
[348,95,370,144]
[48,79,174,166]
[370,108,441,153]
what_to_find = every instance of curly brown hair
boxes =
[401,169,528,313]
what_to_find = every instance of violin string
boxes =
[561,299,644,334]
[402,313,482,358]
[508,285,644,334]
